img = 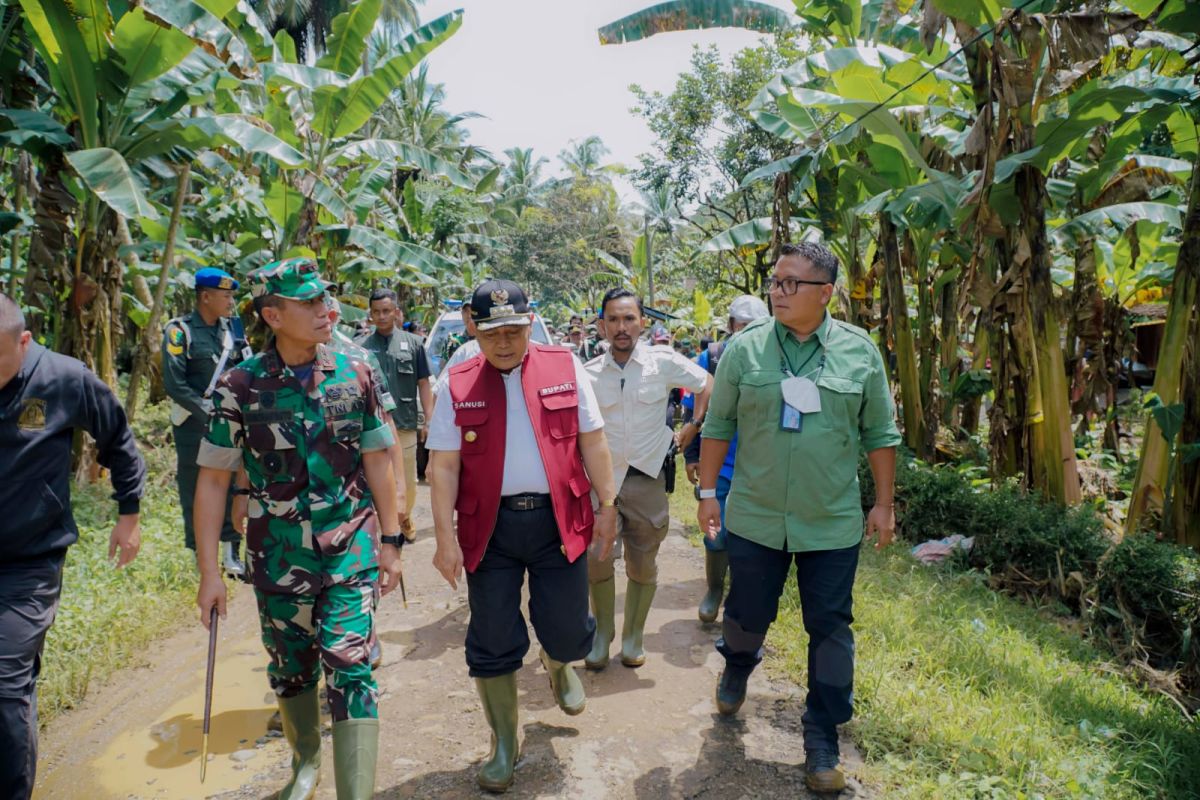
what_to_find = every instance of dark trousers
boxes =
[0,554,64,800]
[465,505,595,678]
[174,422,239,549]
[717,531,859,752]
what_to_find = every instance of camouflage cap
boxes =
[247,258,331,300]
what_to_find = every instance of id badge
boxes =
[780,401,803,432]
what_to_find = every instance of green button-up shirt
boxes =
[702,313,901,552]
[357,329,431,430]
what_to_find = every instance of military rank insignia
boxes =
[166,325,185,356]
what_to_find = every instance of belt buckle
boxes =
[513,495,534,511]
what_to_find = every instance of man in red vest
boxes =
[426,279,618,793]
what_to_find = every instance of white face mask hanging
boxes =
[780,375,821,414]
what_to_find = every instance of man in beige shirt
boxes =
[583,288,712,669]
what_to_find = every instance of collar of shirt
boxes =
[260,343,337,378]
[601,340,649,371]
[774,311,832,348]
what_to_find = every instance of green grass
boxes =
[667,489,1200,800]
[38,402,210,724]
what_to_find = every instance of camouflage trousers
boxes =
[254,569,379,721]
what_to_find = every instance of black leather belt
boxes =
[500,493,551,511]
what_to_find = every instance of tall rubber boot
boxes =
[221,540,246,579]
[539,649,586,715]
[620,580,657,667]
[698,550,729,624]
[584,577,616,671]
[332,718,379,800]
[276,689,322,800]
[475,674,519,793]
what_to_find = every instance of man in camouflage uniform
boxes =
[194,259,403,800]
[162,267,252,576]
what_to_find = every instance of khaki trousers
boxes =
[397,428,419,521]
[587,470,670,585]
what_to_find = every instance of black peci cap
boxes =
[469,279,532,331]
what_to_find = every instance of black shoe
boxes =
[716,668,749,715]
[804,749,846,793]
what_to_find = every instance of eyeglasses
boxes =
[764,276,829,295]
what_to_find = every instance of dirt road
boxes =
[34,486,868,799]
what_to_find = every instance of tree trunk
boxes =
[879,213,926,457]
[1128,150,1200,535]
[25,149,76,341]
[1170,300,1200,550]
[126,165,191,422]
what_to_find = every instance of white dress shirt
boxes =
[426,352,604,496]
[432,339,481,397]
[584,342,708,492]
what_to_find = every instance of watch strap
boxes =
[698,488,718,500]
[380,534,406,548]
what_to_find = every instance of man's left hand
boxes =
[420,424,429,441]
[674,423,698,453]
[865,504,895,549]
[379,543,404,596]
[109,514,141,568]
[593,506,618,561]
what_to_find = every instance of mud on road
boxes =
[35,486,869,799]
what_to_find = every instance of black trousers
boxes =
[0,554,64,800]
[174,421,239,550]
[717,531,859,753]
[465,505,595,678]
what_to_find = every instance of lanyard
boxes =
[775,324,823,378]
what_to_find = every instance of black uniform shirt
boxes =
[0,343,146,561]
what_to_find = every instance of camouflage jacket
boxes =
[198,343,395,594]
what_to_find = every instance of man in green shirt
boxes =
[697,241,900,794]
[358,288,433,541]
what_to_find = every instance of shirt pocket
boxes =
[455,408,489,453]
[541,392,579,439]
[811,375,864,432]
[738,370,780,420]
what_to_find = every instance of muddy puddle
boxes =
[36,637,280,800]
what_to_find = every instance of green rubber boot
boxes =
[620,580,657,667]
[475,674,519,793]
[331,718,378,800]
[698,550,729,624]
[584,577,616,670]
[277,689,322,800]
[539,649,586,715]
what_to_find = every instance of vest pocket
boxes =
[245,426,299,483]
[455,408,489,452]
[568,473,593,531]
[540,392,579,439]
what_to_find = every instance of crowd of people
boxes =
[0,240,899,799]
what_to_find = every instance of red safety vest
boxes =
[448,343,595,572]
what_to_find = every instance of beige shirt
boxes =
[584,342,708,492]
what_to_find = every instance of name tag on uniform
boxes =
[453,400,486,410]
[399,340,410,352]
[538,382,575,396]
[780,402,803,432]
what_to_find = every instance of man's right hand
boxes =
[697,498,722,542]
[685,462,699,485]
[197,573,228,629]
[433,539,464,590]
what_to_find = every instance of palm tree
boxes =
[253,0,423,58]
[636,184,683,305]
[558,136,613,181]
[499,147,549,218]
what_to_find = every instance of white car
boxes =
[425,300,553,377]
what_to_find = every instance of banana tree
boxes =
[255,0,466,283]
[7,0,303,384]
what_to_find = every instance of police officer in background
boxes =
[582,288,712,671]
[427,279,618,793]
[0,293,145,799]
[162,267,251,576]
[359,288,433,542]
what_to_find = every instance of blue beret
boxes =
[195,267,239,291]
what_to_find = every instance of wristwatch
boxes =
[380,534,406,549]
[231,487,250,496]
[697,488,718,500]
[599,497,618,508]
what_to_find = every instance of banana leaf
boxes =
[316,0,381,76]
[66,147,161,220]
[597,0,793,44]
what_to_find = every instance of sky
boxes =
[417,0,795,200]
